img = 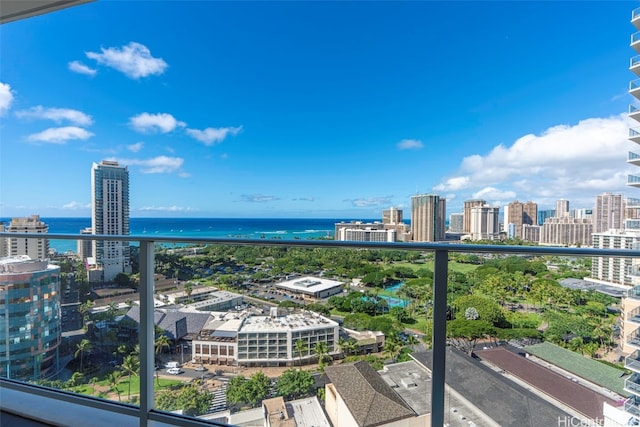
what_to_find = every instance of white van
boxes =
[165,361,179,369]
[166,367,181,375]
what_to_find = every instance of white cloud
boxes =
[113,155,184,174]
[397,139,423,150]
[62,201,90,210]
[16,106,93,126]
[186,126,243,145]
[241,194,280,203]
[127,142,144,152]
[344,196,394,208]
[137,205,198,212]
[293,197,315,202]
[129,113,185,133]
[435,114,632,208]
[0,82,14,116]
[68,60,97,76]
[86,42,167,79]
[27,126,94,144]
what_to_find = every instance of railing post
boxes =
[431,249,448,427]
[139,241,155,427]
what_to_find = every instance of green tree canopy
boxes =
[453,294,508,327]
[276,369,315,399]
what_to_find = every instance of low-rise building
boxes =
[274,276,343,301]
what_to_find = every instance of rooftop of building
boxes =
[239,311,337,333]
[522,341,628,397]
[377,361,431,416]
[274,276,343,293]
[475,347,618,420]
[412,348,570,427]
[0,256,56,274]
[324,360,416,427]
[125,305,212,340]
[263,396,295,427]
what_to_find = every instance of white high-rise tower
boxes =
[91,161,130,282]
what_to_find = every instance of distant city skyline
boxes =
[0,1,637,218]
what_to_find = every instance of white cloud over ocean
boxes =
[434,114,631,209]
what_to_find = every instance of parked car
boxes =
[166,367,181,375]
[194,365,207,372]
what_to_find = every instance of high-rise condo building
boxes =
[469,206,500,241]
[382,207,403,225]
[6,215,49,260]
[590,230,640,287]
[0,255,61,380]
[449,213,464,233]
[411,194,446,242]
[506,201,537,239]
[463,199,486,234]
[594,193,624,233]
[77,227,93,260]
[91,161,131,282]
[537,209,556,226]
[538,217,592,246]
[556,199,570,218]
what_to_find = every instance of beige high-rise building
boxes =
[469,206,500,241]
[382,207,403,225]
[77,227,93,260]
[590,230,640,287]
[463,199,485,234]
[556,199,570,218]
[6,215,49,260]
[411,194,446,242]
[449,213,464,233]
[594,193,624,233]
[506,201,537,239]
[539,217,592,246]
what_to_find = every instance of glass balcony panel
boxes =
[626,395,640,418]
[627,350,640,372]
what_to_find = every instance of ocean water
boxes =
[1,217,374,254]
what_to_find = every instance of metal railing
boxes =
[2,232,640,427]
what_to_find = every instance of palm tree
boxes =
[184,281,194,301]
[295,339,306,369]
[121,355,139,401]
[383,338,402,363]
[314,342,330,366]
[108,370,122,402]
[154,334,171,386]
[75,339,93,372]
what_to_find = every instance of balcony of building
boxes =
[626,373,640,396]
[630,105,640,123]
[631,56,640,77]
[629,198,640,210]
[629,174,640,188]
[632,80,640,101]
[631,127,640,145]
[633,7,640,31]
[629,306,640,326]
[627,350,640,373]
[626,395,640,419]
[628,151,640,167]
[1,232,639,427]
[632,32,640,54]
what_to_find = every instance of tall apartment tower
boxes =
[382,207,403,225]
[469,206,500,241]
[91,161,131,282]
[6,215,49,259]
[411,194,446,242]
[556,199,570,218]
[463,199,486,234]
[77,227,93,260]
[613,8,640,424]
[594,193,624,233]
[506,201,537,239]
[449,213,464,233]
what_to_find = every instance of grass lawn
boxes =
[387,261,479,274]
[73,376,183,398]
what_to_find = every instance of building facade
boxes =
[506,201,537,239]
[0,256,61,381]
[469,206,500,241]
[590,230,640,287]
[6,215,49,260]
[448,213,464,233]
[463,199,486,234]
[537,209,556,226]
[91,161,131,282]
[539,217,593,246]
[411,194,446,242]
[594,193,625,233]
[556,199,570,218]
[382,207,403,225]
[77,227,93,260]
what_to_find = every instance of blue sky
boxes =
[0,0,637,218]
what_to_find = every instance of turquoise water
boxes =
[380,282,409,308]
